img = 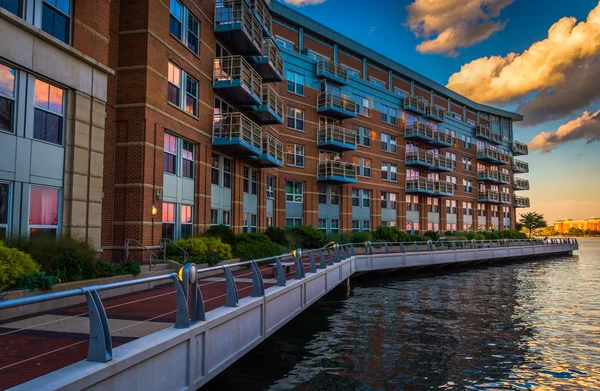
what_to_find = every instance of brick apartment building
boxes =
[0,0,530,260]
[554,218,600,233]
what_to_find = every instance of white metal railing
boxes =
[406,150,453,170]
[478,190,500,202]
[317,91,357,114]
[213,112,262,151]
[478,169,510,183]
[261,85,283,119]
[432,131,453,145]
[262,133,283,163]
[260,37,284,77]
[514,177,530,190]
[214,56,262,99]
[500,192,511,204]
[318,160,357,180]
[406,178,453,195]
[427,105,446,121]
[317,125,356,147]
[316,60,349,83]
[514,196,530,208]
[513,158,529,173]
[476,125,503,144]
[477,146,510,164]
[404,95,428,112]
[405,122,434,139]
[214,0,262,52]
[513,140,529,155]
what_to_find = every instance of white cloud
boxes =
[446,2,600,103]
[369,26,376,35]
[529,110,600,153]
[283,0,326,6]
[406,0,513,56]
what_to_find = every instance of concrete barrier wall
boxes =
[10,243,576,391]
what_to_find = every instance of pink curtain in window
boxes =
[29,187,59,225]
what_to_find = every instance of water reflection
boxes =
[204,238,600,390]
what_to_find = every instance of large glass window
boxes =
[381,133,397,153]
[353,157,371,178]
[286,107,304,131]
[381,105,397,125]
[181,205,192,238]
[182,141,193,178]
[169,0,183,39]
[369,77,386,89]
[381,162,397,182]
[223,156,231,188]
[276,36,294,51]
[266,175,275,199]
[42,0,70,43]
[162,202,175,240]
[0,64,16,133]
[243,166,258,195]
[1,0,21,16]
[286,71,304,95]
[34,79,64,145]
[286,144,304,167]
[170,0,200,55]
[29,186,59,237]
[0,183,10,238]
[168,62,181,106]
[164,133,177,174]
[168,62,198,116]
[285,181,303,203]
[355,95,371,116]
[355,126,371,147]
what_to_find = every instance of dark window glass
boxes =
[168,83,180,106]
[187,14,200,54]
[42,2,69,43]
[211,154,219,185]
[34,109,62,144]
[0,183,9,226]
[182,141,193,178]
[1,0,21,16]
[185,76,198,116]
[0,98,14,132]
[164,153,176,174]
[223,158,231,188]
[170,16,181,39]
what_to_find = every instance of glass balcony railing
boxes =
[406,178,454,196]
[317,161,357,184]
[514,196,530,208]
[213,56,262,106]
[513,158,529,173]
[212,112,262,157]
[477,170,511,184]
[317,91,357,119]
[253,37,284,82]
[513,177,530,190]
[316,60,348,85]
[214,0,262,55]
[317,125,356,151]
[477,146,510,165]
[513,140,529,156]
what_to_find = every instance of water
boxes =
[203,238,600,390]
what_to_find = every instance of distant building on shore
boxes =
[554,218,600,233]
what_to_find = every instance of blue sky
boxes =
[281,0,600,223]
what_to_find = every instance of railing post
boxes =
[400,243,405,253]
[318,249,327,269]
[275,256,286,286]
[223,266,239,307]
[452,241,456,250]
[173,274,191,328]
[326,248,335,265]
[414,241,419,253]
[294,248,305,280]
[471,240,476,249]
[250,261,265,297]
[309,251,317,273]
[427,241,433,252]
[183,264,205,323]
[334,245,341,263]
[86,290,112,363]
[350,244,356,256]
[384,242,390,254]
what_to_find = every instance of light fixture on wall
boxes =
[152,205,158,216]
[156,190,163,200]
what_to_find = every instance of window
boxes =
[445,199,457,214]
[286,144,304,167]
[267,216,274,228]
[181,205,193,238]
[369,77,386,89]
[243,213,258,233]
[381,133,397,153]
[318,184,327,204]
[286,107,304,131]
[0,63,16,133]
[286,217,303,227]
[355,95,371,116]
[286,181,303,202]
[446,175,457,191]
[467,119,476,126]
[29,186,59,237]
[352,188,359,206]
[211,153,231,188]
[463,179,473,193]
[210,209,218,225]
[168,62,198,116]
[463,157,472,172]
[463,202,473,216]
[381,162,397,182]
[352,220,360,231]
[286,70,304,95]
[330,186,339,205]
[307,50,328,62]
[222,210,231,226]
[42,0,71,43]
[362,220,370,231]
[344,65,360,78]
[331,219,339,234]
[33,79,64,145]
[182,141,193,178]
[276,36,294,51]
[1,0,20,16]
[445,152,457,168]
[446,223,457,232]
[243,166,258,195]
[211,153,219,185]
[478,204,486,217]
[394,88,408,98]
[318,218,327,233]
[381,105,396,125]
[170,0,200,55]
[223,157,231,188]
[427,197,439,213]
[266,176,275,199]
[461,135,472,149]
[503,206,511,219]
[353,157,371,177]
[162,202,176,240]
[381,192,397,209]
[164,133,177,174]
[0,183,11,238]
[355,126,371,147]
[362,190,370,207]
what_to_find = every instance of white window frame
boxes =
[355,126,371,147]
[381,104,397,125]
[355,95,371,117]
[28,185,60,238]
[381,133,397,153]
[168,62,198,116]
[169,0,200,55]
[276,35,294,51]
[0,181,12,239]
[381,162,397,182]
[286,143,304,167]
[343,64,360,78]
[33,78,65,146]
[286,106,305,131]
[180,204,193,238]
[369,76,386,89]
[286,181,303,203]
[266,175,275,200]
[0,63,17,134]
[286,70,304,95]
[353,157,371,178]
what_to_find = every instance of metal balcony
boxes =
[426,105,446,122]
[431,131,454,148]
[252,133,283,168]
[404,122,453,148]
[513,177,530,191]
[514,196,530,208]
[499,192,512,204]
[478,190,511,204]
[405,178,454,196]
[214,0,262,56]
[316,60,348,85]
[250,0,271,37]
[405,151,453,172]
[403,95,428,115]
[212,112,262,157]
[477,170,511,184]
[253,37,284,83]
[513,158,529,173]
[250,85,283,124]
[317,161,357,184]
[475,125,503,145]
[477,147,510,165]
[513,140,529,156]
[317,91,356,119]
[213,56,262,106]
[317,125,356,151]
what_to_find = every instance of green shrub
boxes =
[176,237,233,260]
[408,234,428,242]
[325,232,352,245]
[203,225,235,245]
[265,227,289,247]
[423,230,440,241]
[286,226,326,249]
[498,229,526,239]
[373,226,399,242]
[116,260,141,276]
[233,233,282,261]
[7,236,100,283]
[349,231,373,243]
[0,242,40,290]
[14,272,59,291]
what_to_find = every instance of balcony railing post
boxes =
[86,289,112,363]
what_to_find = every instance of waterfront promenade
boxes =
[0,239,577,390]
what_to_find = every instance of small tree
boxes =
[519,212,548,238]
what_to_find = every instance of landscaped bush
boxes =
[324,232,352,245]
[176,237,233,261]
[286,225,326,249]
[233,233,282,261]
[14,272,59,291]
[116,260,141,276]
[372,226,399,242]
[7,236,100,283]
[203,225,235,245]
[348,231,372,243]
[423,230,440,241]
[497,229,527,240]
[0,242,40,290]
[265,226,289,247]
[407,234,428,242]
